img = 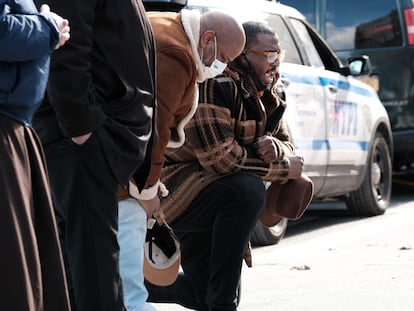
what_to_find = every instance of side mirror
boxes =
[348,55,372,76]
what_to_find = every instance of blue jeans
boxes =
[118,198,156,311]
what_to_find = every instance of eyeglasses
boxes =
[244,49,286,63]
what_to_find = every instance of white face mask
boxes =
[199,36,227,81]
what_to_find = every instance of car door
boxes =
[286,17,370,195]
[265,14,329,195]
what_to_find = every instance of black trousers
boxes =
[45,134,125,311]
[147,173,265,311]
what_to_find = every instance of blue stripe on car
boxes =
[281,73,377,97]
[294,139,369,151]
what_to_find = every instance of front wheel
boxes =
[346,132,392,216]
[250,218,288,246]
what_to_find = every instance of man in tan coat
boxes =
[117,9,245,311]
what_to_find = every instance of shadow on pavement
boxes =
[282,173,414,239]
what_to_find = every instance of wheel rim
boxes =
[371,141,390,204]
[371,161,382,199]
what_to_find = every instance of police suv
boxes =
[143,0,394,245]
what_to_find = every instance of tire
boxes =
[250,218,288,246]
[346,132,392,216]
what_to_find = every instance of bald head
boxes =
[200,11,244,40]
[199,11,245,64]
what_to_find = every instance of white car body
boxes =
[143,0,394,245]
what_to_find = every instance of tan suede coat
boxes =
[145,12,200,188]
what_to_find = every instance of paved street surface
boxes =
[150,177,414,311]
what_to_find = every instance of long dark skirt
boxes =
[0,115,71,311]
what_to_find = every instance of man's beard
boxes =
[245,61,271,91]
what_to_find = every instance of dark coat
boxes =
[33,0,157,189]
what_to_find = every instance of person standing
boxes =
[0,1,70,310]
[32,0,157,310]
[147,21,304,310]
[117,9,246,311]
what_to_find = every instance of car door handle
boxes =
[280,78,290,88]
[328,85,338,94]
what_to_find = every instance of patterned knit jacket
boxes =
[160,57,296,223]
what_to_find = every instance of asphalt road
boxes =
[151,175,414,311]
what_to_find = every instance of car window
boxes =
[326,0,402,50]
[288,18,324,68]
[263,14,302,65]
